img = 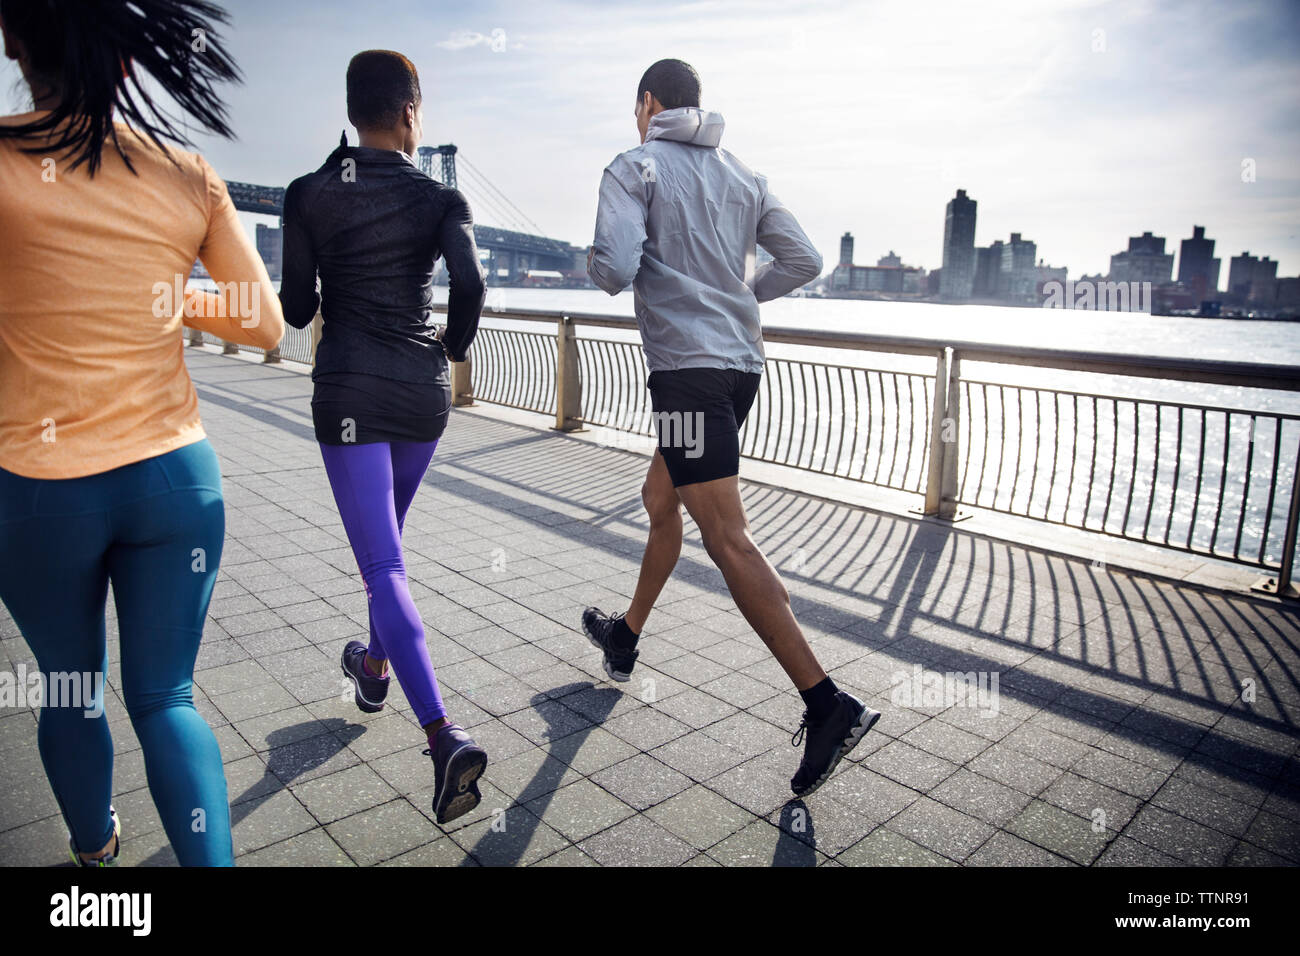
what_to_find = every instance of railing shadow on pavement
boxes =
[458,683,617,867]
[188,362,1300,836]
[136,718,358,866]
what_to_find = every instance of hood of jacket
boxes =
[644,107,725,148]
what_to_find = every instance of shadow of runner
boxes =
[459,682,619,866]
[135,719,357,866]
[773,800,819,867]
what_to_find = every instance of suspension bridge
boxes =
[223,144,585,283]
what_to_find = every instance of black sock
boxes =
[610,615,639,650]
[799,676,839,722]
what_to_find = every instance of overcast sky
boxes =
[5,0,1298,278]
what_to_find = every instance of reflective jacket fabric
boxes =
[588,108,822,374]
[280,145,485,381]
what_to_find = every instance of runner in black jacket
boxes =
[278,49,488,825]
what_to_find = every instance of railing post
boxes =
[922,347,949,515]
[553,315,584,431]
[263,344,281,364]
[222,340,239,355]
[939,349,964,520]
[187,327,205,348]
[1254,432,1300,599]
[452,354,475,407]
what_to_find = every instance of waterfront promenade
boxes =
[1,348,1297,866]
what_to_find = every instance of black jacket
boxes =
[279,145,485,381]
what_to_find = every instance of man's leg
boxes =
[650,369,879,797]
[624,450,682,634]
[674,475,825,690]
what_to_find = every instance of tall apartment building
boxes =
[1177,225,1221,298]
[972,241,1003,297]
[1227,251,1279,304]
[939,189,977,299]
[999,232,1038,301]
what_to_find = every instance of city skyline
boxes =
[3,0,1296,278]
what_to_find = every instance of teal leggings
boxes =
[0,439,233,866]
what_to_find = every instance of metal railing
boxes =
[196,304,1300,597]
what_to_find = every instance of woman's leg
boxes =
[364,439,438,670]
[108,440,233,866]
[319,441,447,729]
[0,468,116,860]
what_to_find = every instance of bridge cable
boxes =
[458,153,547,237]
[455,163,533,234]
[455,172,525,231]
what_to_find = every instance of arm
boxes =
[588,157,647,295]
[437,188,486,363]
[188,157,285,349]
[751,175,823,303]
[276,178,321,330]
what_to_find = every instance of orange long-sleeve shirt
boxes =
[0,112,285,479]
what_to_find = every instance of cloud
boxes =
[437,28,512,53]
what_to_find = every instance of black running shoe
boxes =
[790,692,881,797]
[581,607,639,682]
[340,640,389,714]
[425,723,488,825]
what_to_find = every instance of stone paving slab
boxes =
[0,348,1298,866]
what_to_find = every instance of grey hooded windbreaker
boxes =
[588,107,823,374]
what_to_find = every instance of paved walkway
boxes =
[2,348,1298,866]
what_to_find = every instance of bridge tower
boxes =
[416,144,457,188]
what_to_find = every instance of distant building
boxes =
[1227,251,1278,305]
[1177,225,1221,299]
[256,223,283,280]
[1108,231,1174,286]
[939,189,977,299]
[1276,277,1300,316]
[972,241,1004,297]
[828,241,925,296]
[998,232,1038,302]
[1035,259,1068,295]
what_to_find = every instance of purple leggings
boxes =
[319,441,446,727]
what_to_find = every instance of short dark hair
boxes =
[347,50,421,130]
[637,59,701,110]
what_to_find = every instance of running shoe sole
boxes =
[582,617,634,682]
[434,742,488,825]
[793,705,881,798]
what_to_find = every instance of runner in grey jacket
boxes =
[588,106,822,374]
[581,59,881,801]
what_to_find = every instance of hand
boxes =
[433,324,445,341]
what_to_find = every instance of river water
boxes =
[427,287,1300,566]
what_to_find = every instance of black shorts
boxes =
[646,367,761,487]
[312,371,451,446]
